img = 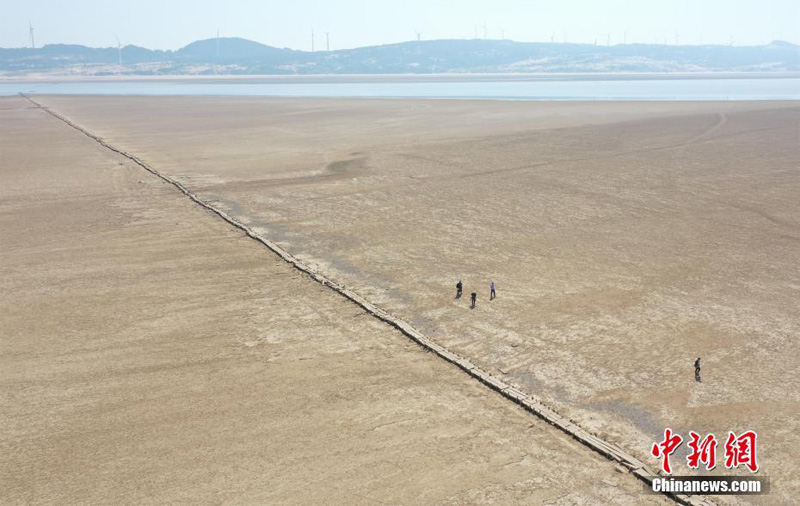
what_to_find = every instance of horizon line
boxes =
[2,36,798,52]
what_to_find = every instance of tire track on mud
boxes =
[21,94,713,506]
[453,112,732,181]
[358,112,738,191]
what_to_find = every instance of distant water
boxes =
[1,77,799,100]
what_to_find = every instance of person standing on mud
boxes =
[470,292,477,309]
[694,358,702,383]
[490,281,496,300]
[456,280,463,299]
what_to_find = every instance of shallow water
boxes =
[2,77,799,100]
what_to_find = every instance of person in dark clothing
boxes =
[490,281,496,300]
[470,292,477,309]
[694,358,702,383]
[456,280,463,299]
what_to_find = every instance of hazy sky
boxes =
[2,0,798,50]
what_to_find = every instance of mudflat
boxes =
[0,96,674,504]
[33,95,800,503]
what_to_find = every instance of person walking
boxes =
[490,281,496,300]
[470,292,477,309]
[456,280,463,299]
[694,358,702,383]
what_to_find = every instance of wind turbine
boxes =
[311,29,315,52]
[414,30,421,41]
[482,23,487,40]
[29,21,35,49]
[113,33,123,65]
[326,32,330,51]
[606,32,611,46]
[550,31,556,43]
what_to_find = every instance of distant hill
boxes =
[178,38,298,62]
[1,37,798,76]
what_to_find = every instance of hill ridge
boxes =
[2,37,798,75]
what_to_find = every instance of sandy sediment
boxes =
[0,96,677,504]
[22,93,693,501]
[32,95,800,504]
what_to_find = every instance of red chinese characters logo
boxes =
[651,428,683,474]
[724,431,759,472]
[652,429,759,474]
[687,431,717,470]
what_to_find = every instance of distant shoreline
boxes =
[3,71,800,84]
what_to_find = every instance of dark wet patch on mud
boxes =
[199,156,369,193]
[208,200,417,314]
[409,314,442,336]
[584,400,664,440]
[202,193,244,216]
[324,156,367,174]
